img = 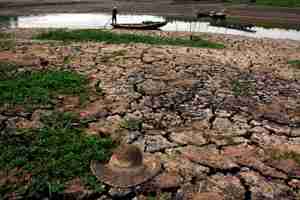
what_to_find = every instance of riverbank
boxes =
[1,0,300,28]
[1,28,300,199]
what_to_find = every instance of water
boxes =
[1,13,300,41]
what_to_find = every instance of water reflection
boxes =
[1,13,300,41]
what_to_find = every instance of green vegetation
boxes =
[231,78,255,97]
[0,32,16,51]
[147,192,169,200]
[288,60,300,69]
[100,50,127,63]
[95,80,105,96]
[148,196,156,200]
[0,62,114,198]
[255,0,300,7]
[0,67,88,108]
[0,61,19,80]
[34,29,224,49]
[225,0,300,7]
[0,111,114,199]
[120,118,143,131]
[0,40,15,51]
[0,32,13,39]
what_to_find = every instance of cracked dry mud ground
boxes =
[1,29,300,200]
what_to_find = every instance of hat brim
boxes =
[90,155,161,188]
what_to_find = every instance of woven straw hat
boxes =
[90,145,161,188]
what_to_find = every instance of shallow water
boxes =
[1,13,300,41]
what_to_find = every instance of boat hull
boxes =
[111,21,167,30]
[210,22,256,33]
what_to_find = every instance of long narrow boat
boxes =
[111,21,167,30]
[210,21,256,33]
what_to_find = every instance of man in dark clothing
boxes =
[112,7,117,24]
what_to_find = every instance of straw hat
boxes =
[90,145,161,188]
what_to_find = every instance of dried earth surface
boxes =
[1,28,300,199]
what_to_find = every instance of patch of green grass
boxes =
[120,117,143,131]
[231,78,255,97]
[0,32,16,51]
[0,39,16,51]
[34,29,224,49]
[0,111,115,199]
[100,50,127,63]
[147,192,170,200]
[255,0,300,7]
[0,69,88,108]
[111,49,127,57]
[0,61,19,80]
[288,60,300,69]
[0,32,13,39]
[148,196,156,200]
[63,55,72,64]
[225,0,300,7]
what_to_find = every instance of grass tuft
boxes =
[288,60,300,69]
[0,40,16,51]
[231,78,255,97]
[255,0,300,7]
[0,32,13,39]
[0,69,88,108]
[0,32,16,51]
[0,61,19,80]
[120,118,143,131]
[0,111,115,198]
[225,0,300,7]
[34,29,224,49]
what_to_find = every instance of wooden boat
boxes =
[111,21,167,30]
[197,10,226,20]
[210,21,256,33]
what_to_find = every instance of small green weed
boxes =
[0,69,88,108]
[34,29,224,49]
[0,61,19,80]
[0,32,13,39]
[147,192,170,200]
[83,174,105,193]
[112,49,127,57]
[224,0,300,7]
[0,111,115,198]
[255,0,300,7]
[0,39,16,51]
[63,55,72,64]
[0,32,16,51]
[231,78,255,97]
[148,196,156,200]
[288,60,300,69]
[100,50,127,63]
[95,80,105,96]
[120,118,143,131]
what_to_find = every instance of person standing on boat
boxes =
[112,6,117,24]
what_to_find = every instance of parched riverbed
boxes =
[1,28,300,199]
